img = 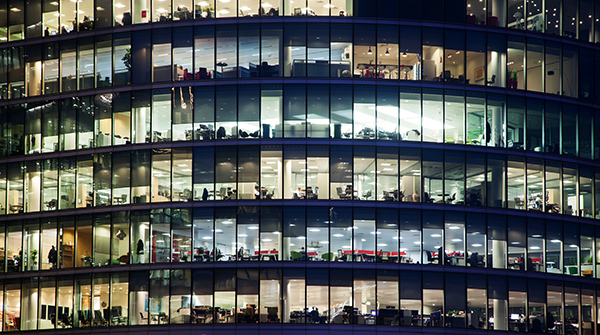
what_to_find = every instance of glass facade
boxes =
[2,0,600,333]
[0,24,599,101]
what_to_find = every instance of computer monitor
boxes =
[511,314,520,320]
[371,310,377,316]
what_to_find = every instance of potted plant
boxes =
[506,68,513,88]
[121,48,132,84]
[511,70,518,89]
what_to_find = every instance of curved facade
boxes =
[1,0,600,334]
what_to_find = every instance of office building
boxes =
[0,0,599,333]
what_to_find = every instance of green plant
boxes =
[121,48,132,71]
[511,70,518,81]
[31,249,38,267]
[587,256,593,264]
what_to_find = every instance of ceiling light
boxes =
[402,52,408,57]
[367,47,372,55]
[385,48,390,56]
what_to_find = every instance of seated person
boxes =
[254,186,260,199]
[296,187,305,199]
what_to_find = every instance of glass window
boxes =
[112,211,129,265]
[284,207,306,261]
[444,30,465,82]
[260,146,281,200]
[60,40,76,92]
[506,36,524,89]
[578,107,593,159]
[110,272,129,325]
[546,161,561,213]
[95,35,112,87]
[215,86,237,139]
[353,208,375,262]
[487,38,506,87]
[112,152,130,206]
[132,0,150,23]
[151,149,171,202]
[22,219,40,271]
[113,33,131,86]
[78,39,94,90]
[130,211,150,265]
[526,39,543,92]
[173,0,193,20]
[488,276,507,330]
[526,99,543,151]
[76,215,93,267]
[526,218,544,272]
[444,151,465,205]
[376,209,398,262]
[238,24,259,77]
[547,281,563,328]
[546,221,563,274]
[7,163,24,215]
[545,41,561,95]
[193,147,214,201]
[423,149,442,204]
[96,219,115,269]
[399,210,421,264]
[26,46,42,97]
[215,147,236,200]
[422,89,443,142]
[445,90,464,143]
[93,153,111,206]
[38,276,55,329]
[259,208,281,260]
[91,274,110,327]
[149,269,170,324]
[508,277,527,330]
[114,0,132,26]
[307,85,329,137]
[306,145,328,200]
[58,216,75,269]
[466,31,486,85]
[487,215,506,269]
[130,150,150,204]
[466,213,486,268]
[42,159,58,212]
[528,278,546,331]
[283,85,306,138]
[445,212,465,266]
[261,85,282,138]
[562,163,578,216]
[330,146,352,200]
[172,208,192,261]
[400,271,421,324]
[329,208,352,261]
[42,0,59,36]
[467,274,487,329]
[214,269,235,322]
[354,147,375,201]
[377,147,398,201]
[194,26,214,79]
[353,24,375,79]
[77,96,94,149]
[506,96,525,149]
[152,0,171,21]
[422,272,443,326]
[193,86,214,140]
[43,42,59,94]
[329,24,352,79]
[192,208,213,261]
[237,146,259,200]
[129,270,149,325]
[579,166,594,218]
[507,156,525,210]
[422,28,443,82]
[170,269,191,323]
[40,218,57,270]
[562,45,579,98]
[507,217,526,270]
[238,85,260,139]
[423,211,443,265]
[216,25,237,77]
[284,146,305,199]
[192,268,213,322]
[330,85,352,138]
